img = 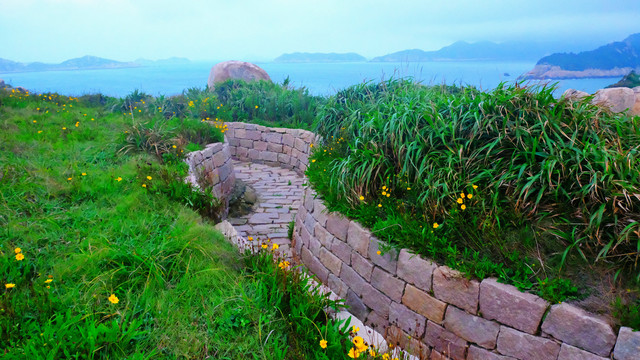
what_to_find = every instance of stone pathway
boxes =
[228,160,305,257]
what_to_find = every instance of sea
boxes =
[0,61,617,99]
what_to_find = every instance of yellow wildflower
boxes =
[359,196,364,201]
[142,184,147,188]
[38,130,42,133]
[347,348,359,358]
[81,173,86,176]
[352,325,360,333]
[407,187,411,190]
[473,184,478,189]
[320,339,327,349]
[14,248,21,254]
[467,193,473,199]
[248,236,254,241]
[67,177,72,181]
[172,145,177,148]
[377,250,381,255]
[16,253,24,261]
[461,204,466,210]
[460,192,465,198]
[272,243,279,250]
[261,243,268,249]
[255,105,258,109]
[147,176,152,180]
[5,283,15,289]
[382,191,387,196]
[457,198,463,204]
[108,294,119,304]
[433,222,439,229]
[45,279,53,284]
[378,204,382,208]
[116,177,122,182]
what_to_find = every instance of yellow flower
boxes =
[347,348,360,358]
[352,325,360,333]
[67,177,72,181]
[461,204,466,210]
[62,127,66,130]
[310,144,313,148]
[433,222,439,229]
[359,196,364,201]
[75,122,79,127]
[14,248,21,254]
[467,193,473,199]
[312,159,316,163]
[5,283,15,289]
[16,253,24,261]
[261,243,268,249]
[460,192,465,198]
[473,184,478,189]
[248,236,254,241]
[352,336,367,351]
[46,285,50,289]
[142,184,147,188]
[457,198,463,204]
[172,145,177,148]
[33,120,37,123]
[45,279,53,284]
[382,354,390,360]
[319,339,327,349]
[38,130,43,133]
[116,177,122,182]
[272,243,279,250]
[255,105,258,109]
[386,194,390,197]
[382,191,387,196]
[81,173,86,176]
[278,261,290,269]
[369,349,377,356]
[407,187,411,190]
[382,186,387,190]
[147,176,152,180]
[378,204,382,208]
[108,294,119,304]
[376,250,381,255]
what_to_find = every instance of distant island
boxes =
[521,33,640,79]
[607,70,640,88]
[274,52,366,63]
[370,41,580,62]
[0,55,193,73]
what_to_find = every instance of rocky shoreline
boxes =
[521,65,640,80]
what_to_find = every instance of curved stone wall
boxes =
[293,186,639,360]
[224,122,319,176]
[184,141,235,217]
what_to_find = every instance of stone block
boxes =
[277,153,290,165]
[228,138,240,147]
[301,247,329,283]
[328,273,348,299]
[496,326,560,360]
[444,306,500,349]
[402,284,447,323]
[267,143,283,153]
[339,264,367,296]
[239,139,253,148]
[236,146,248,159]
[260,151,278,162]
[327,213,350,242]
[424,321,468,360]
[246,130,261,141]
[346,221,370,256]
[263,132,283,144]
[314,222,334,248]
[467,346,516,360]
[253,140,267,151]
[318,247,342,275]
[433,266,479,314]
[282,133,294,147]
[360,282,391,318]
[389,301,427,337]
[312,199,329,226]
[330,239,352,264]
[304,190,315,212]
[248,149,260,160]
[558,343,609,360]
[218,162,233,182]
[371,267,404,302]
[387,326,431,359]
[613,327,640,360]
[294,138,306,152]
[365,311,388,334]
[351,252,374,281]
[368,237,398,275]
[234,128,246,138]
[304,213,316,236]
[345,289,369,320]
[282,145,292,155]
[541,303,615,357]
[397,249,436,292]
[479,278,548,334]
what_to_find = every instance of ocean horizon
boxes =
[0,61,616,98]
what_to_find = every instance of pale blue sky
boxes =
[0,0,638,63]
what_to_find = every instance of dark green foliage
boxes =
[607,70,640,88]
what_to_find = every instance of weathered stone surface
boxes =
[277,153,290,165]
[282,134,294,147]
[326,213,350,241]
[301,247,329,283]
[208,61,271,87]
[433,266,479,314]
[479,278,548,334]
[368,236,398,275]
[212,149,228,168]
[397,249,436,292]
[541,303,616,357]
[389,302,427,337]
[303,213,316,236]
[593,87,636,113]
[245,130,262,141]
[496,326,560,360]
[558,343,609,360]
[267,143,283,153]
[239,139,253,148]
[248,149,259,160]
[424,321,468,360]
[370,267,404,302]
[263,132,282,144]
[328,273,348,298]
[365,311,388,334]
[303,190,314,211]
[402,284,447,323]
[360,283,391,318]
[467,346,516,360]
[313,222,333,248]
[312,199,328,226]
[345,289,369,319]
[351,252,374,281]
[443,306,500,349]
[613,327,640,360]
[260,151,278,162]
[339,264,367,295]
[330,239,351,264]
[253,140,267,151]
[318,247,342,275]
[562,88,589,101]
[347,221,370,256]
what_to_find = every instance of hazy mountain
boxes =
[274,52,366,63]
[135,57,191,65]
[522,33,640,79]
[371,41,577,62]
[0,55,140,73]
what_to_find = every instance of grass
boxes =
[307,79,640,324]
[0,87,403,359]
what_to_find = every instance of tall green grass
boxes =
[308,79,640,305]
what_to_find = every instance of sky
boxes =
[0,0,639,63]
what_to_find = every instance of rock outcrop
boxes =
[563,87,640,116]
[207,61,271,89]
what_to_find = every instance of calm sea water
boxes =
[0,61,616,98]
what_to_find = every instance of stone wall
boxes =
[224,122,319,176]
[184,141,235,217]
[293,186,640,360]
